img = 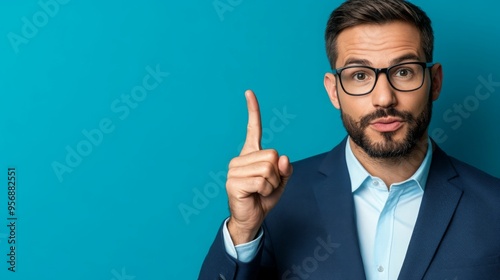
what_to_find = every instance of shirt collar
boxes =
[345,137,433,193]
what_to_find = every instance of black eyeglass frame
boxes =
[332,62,435,96]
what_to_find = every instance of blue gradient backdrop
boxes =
[0,1,499,279]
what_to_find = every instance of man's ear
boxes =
[324,73,341,109]
[430,63,443,101]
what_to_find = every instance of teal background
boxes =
[0,0,499,279]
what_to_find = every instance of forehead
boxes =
[335,21,424,67]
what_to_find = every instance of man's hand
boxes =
[226,90,293,245]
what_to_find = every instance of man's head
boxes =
[325,0,434,69]
[323,0,443,159]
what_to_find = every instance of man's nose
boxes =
[371,73,397,108]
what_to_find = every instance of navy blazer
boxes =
[199,138,500,279]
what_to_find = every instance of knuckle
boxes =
[261,189,272,197]
[253,177,267,189]
[255,177,272,196]
[256,179,272,196]
[228,157,238,169]
[260,161,275,178]
[227,167,236,178]
[265,149,279,162]
[226,178,239,192]
[253,177,266,193]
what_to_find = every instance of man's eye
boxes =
[395,68,413,77]
[354,72,367,80]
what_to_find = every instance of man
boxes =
[199,0,500,279]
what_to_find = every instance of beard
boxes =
[340,96,433,159]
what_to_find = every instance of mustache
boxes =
[358,108,414,129]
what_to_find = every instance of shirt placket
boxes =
[373,185,404,280]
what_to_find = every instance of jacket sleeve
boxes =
[198,222,277,280]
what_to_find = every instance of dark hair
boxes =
[325,0,434,69]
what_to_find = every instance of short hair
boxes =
[325,0,434,69]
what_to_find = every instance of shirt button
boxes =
[373,180,379,186]
[377,265,384,272]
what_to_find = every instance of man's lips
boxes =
[369,117,404,132]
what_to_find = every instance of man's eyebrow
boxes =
[341,54,424,68]
[343,58,372,67]
[390,54,423,65]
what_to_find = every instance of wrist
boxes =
[227,218,260,245]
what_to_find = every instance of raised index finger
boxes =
[240,89,262,155]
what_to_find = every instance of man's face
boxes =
[324,21,442,159]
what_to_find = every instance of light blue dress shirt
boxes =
[346,138,432,280]
[222,138,433,280]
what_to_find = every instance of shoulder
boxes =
[447,155,500,193]
[449,156,499,184]
[433,145,500,201]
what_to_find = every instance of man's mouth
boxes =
[369,117,404,132]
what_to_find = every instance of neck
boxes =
[350,135,430,188]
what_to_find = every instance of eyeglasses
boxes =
[333,62,434,96]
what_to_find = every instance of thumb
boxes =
[278,155,293,186]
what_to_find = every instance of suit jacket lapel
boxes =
[313,138,367,279]
[398,144,463,279]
